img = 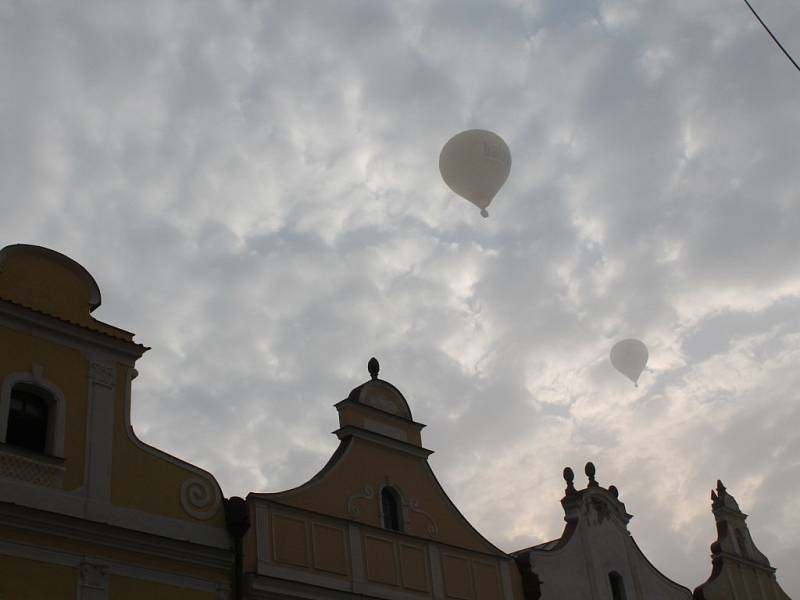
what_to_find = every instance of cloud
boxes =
[2,0,799,594]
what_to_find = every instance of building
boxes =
[240,358,525,599]
[512,463,692,600]
[693,480,791,600]
[0,244,233,599]
[0,243,793,600]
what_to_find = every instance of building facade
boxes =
[241,360,525,600]
[513,463,692,600]
[0,243,793,600]
[693,480,791,600]
[0,244,233,599]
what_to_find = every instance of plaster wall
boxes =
[533,519,690,600]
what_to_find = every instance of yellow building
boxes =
[693,480,791,600]
[1,243,793,600]
[0,244,233,599]
[241,358,526,600]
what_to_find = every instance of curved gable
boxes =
[0,244,101,322]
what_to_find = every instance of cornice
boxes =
[0,501,233,571]
[0,300,148,360]
[712,550,775,573]
[333,425,433,458]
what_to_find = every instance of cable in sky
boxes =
[742,0,800,74]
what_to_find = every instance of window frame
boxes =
[608,571,627,600]
[379,485,404,532]
[1,369,65,458]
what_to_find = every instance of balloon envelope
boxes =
[439,129,511,217]
[610,339,648,386]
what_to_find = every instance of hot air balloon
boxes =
[439,129,511,218]
[610,339,648,387]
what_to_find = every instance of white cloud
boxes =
[3,0,799,595]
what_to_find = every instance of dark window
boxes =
[381,487,402,531]
[7,385,51,454]
[609,571,627,600]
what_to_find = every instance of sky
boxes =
[2,0,799,594]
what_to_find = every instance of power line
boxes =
[742,0,800,74]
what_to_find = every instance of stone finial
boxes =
[608,485,619,499]
[585,462,598,487]
[716,480,726,497]
[563,467,575,494]
[368,357,380,380]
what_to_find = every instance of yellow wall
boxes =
[0,526,229,584]
[0,555,77,600]
[0,327,87,490]
[0,250,126,339]
[0,253,93,325]
[267,436,499,554]
[109,575,218,600]
[110,367,226,527]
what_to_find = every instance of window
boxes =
[6,384,52,454]
[609,571,627,600]
[381,487,402,531]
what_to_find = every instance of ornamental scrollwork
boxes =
[180,477,222,520]
[347,485,374,516]
[408,498,438,537]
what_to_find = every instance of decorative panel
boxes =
[399,543,430,592]
[472,560,502,600]
[311,522,349,576]
[0,450,64,488]
[442,554,473,600]
[364,534,398,586]
[272,514,309,567]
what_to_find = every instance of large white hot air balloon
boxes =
[439,129,511,218]
[609,339,648,387]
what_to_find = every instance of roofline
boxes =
[0,244,102,311]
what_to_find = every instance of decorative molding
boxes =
[0,301,145,360]
[347,485,374,516]
[79,561,110,589]
[0,538,229,595]
[408,498,438,537]
[181,477,222,520]
[0,447,65,488]
[122,368,224,523]
[0,502,232,570]
[88,361,116,388]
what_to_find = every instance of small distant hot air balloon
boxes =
[610,339,648,387]
[439,129,511,218]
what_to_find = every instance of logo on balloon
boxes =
[440,129,511,218]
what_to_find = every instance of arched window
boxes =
[6,384,52,454]
[609,571,627,600]
[381,487,402,532]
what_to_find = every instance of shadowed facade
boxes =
[0,244,232,599]
[693,480,791,600]
[241,358,525,599]
[0,243,793,600]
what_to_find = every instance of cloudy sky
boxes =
[3,0,799,594]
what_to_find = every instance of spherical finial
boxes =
[368,357,380,380]
[608,485,619,499]
[563,467,576,494]
[585,461,597,486]
[563,467,574,484]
